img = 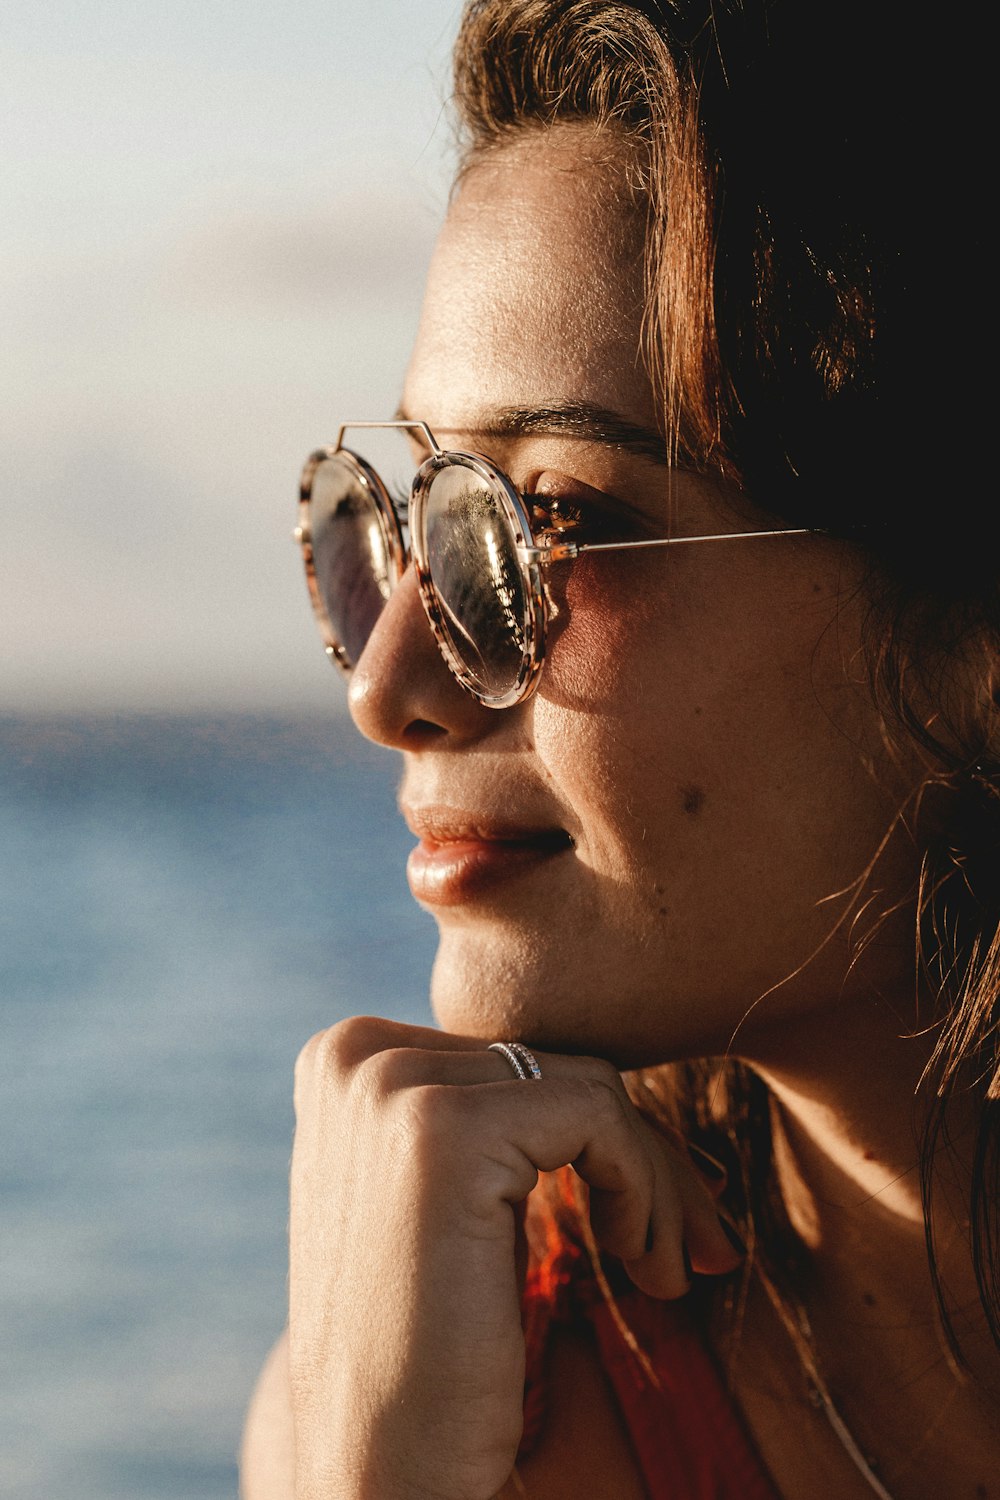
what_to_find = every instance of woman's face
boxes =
[348,127,919,1068]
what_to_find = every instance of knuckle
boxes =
[393,1083,473,1165]
[322,1014,388,1071]
[400,1080,466,1134]
[582,1074,627,1128]
[581,1055,625,1095]
[292,1027,327,1103]
[354,1045,413,1099]
[292,1016,387,1113]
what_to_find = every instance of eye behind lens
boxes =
[415,457,539,704]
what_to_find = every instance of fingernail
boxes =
[645,1217,655,1253]
[682,1240,693,1282]
[718,1215,746,1256]
[688,1143,726,1182]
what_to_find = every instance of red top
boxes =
[518,1227,779,1499]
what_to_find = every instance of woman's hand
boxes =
[288,1017,741,1500]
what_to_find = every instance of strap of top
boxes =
[519,1229,779,1500]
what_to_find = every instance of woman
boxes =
[243,2,998,1495]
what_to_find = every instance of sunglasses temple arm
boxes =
[519,527,813,563]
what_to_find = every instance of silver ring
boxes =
[488,1040,542,1081]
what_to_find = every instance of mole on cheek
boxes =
[681,785,705,816]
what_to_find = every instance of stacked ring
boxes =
[488,1041,543,1081]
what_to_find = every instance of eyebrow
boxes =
[393,401,668,465]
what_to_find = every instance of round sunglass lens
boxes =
[422,466,529,699]
[309,455,396,669]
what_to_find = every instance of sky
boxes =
[1,0,464,712]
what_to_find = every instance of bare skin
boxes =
[242,126,999,1498]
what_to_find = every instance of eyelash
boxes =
[526,495,589,536]
[388,484,634,545]
[526,491,644,547]
[389,487,591,533]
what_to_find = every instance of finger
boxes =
[418,1074,656,1262]
[295,1020,613,1110]
[619,1116,745,1297]
[376,1047,731,1291]
[300,1014,501,1075]
[294,1016,519,1112]
[513,1198,529,1297]
[351,1040,631,1099]
[296,1026,742,1298]
[616,1113,728,1199]
[362,1042,557,1092]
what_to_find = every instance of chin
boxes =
[428,934,549,1042]
[427,929,711,1070]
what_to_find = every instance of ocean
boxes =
[0,714,438,1500]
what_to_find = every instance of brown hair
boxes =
[452,0,999,1352]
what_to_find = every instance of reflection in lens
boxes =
[423,466,528,698]
[309,455,394,668]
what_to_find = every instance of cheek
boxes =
[535,557,698,871]
[541,553,667,713]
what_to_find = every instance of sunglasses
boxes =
[296,420,811,709]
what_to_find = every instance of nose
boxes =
[347,565,499,750]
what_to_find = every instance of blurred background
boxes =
[1,3,461,1494]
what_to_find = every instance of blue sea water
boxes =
[0,714,438,1500]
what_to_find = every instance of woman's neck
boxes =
[741,988,999,1496]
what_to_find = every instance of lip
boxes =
[403,807,573,907]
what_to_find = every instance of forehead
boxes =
[402,127,657,438]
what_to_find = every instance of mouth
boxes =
[403,808,574,907]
